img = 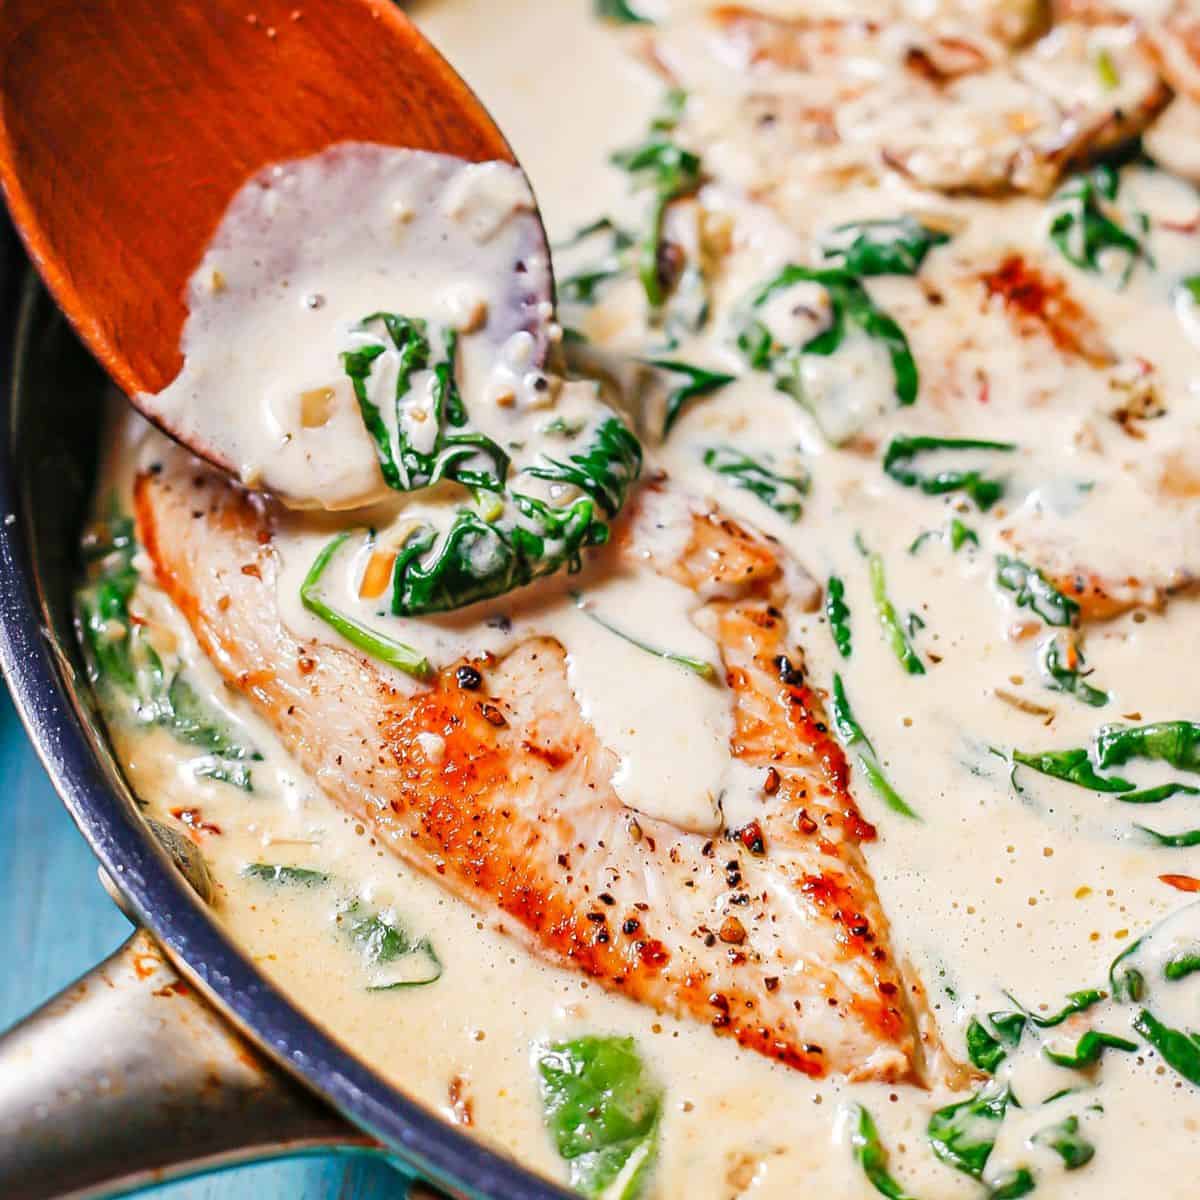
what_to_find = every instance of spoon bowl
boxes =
[0,0,547,476]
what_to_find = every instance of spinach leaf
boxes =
[572,593,717,680]
[1009,747,1132,793]
[867,550,924,675]
[847,1104,918,1200]
[1109,936,1146,1003]
[77,508,262,789]
[882,436,1015,511]
[736,267,918,428]
[594,0,652,24]
[1164,950,1200,981]
[558,219,637,304]
[1132,1009,1200,1086]
[166,676,257,761]
[1118,782,1200,805]
[611,125,703,309]
[1016,988,1106,1028]
[302,533,432,680]
[1039,637,1108,708]
[826,575,852,658]
[648,359,735,436]
[537,1036,661,1199]
[77,508,146,699]
[1030,1114,1095,1170]
[927,1082,1012,1180]
[996,556,1079,627]
[1049,165,1148,286]
[241,863,330,887]
[343,902,442,991]
[821,217,950,277]
[989,1168,1036,1198]
[701,445,809,523]
[909,518,978,556]
[345,318,509,495]
[526,415,644,519]
[390,416,642,616]
[967,1011,1027,1073]
[1136,824,1200,848]
[1043,1029,1137,1068]
[194,759,254,792]
[831,673,920,819]
[1095,721,1200,774]
[950,519,980,552]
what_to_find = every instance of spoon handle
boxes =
[0,927,420,1199]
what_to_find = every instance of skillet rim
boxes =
[0,229,572,1200]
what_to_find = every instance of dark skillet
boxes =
[0,224,572,1200]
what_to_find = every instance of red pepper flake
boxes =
[170,807,221,836]
[1160,873,1200,893]
[736,820,767,856]
[764,976,780,992]
[763,767,781,796]
[297,655,316,675]
[479,703,507,728]
[793,810,818,836]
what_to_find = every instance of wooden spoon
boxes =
[0,0,549,475]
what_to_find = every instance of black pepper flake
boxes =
[586,912,606,923]
[764,976,780,992]
[774,655,804,686]
[456,665,483,690]
[599,893,615,906]
[622,918,640,935]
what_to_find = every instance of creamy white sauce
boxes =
[83,1,1200,1197]
[140,143,552,508]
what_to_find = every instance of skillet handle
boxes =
[0,927,411,1199]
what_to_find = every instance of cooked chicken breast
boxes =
[643,5,1166,199]
[135,462,939,1083]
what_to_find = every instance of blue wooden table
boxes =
[0,683,406,1199]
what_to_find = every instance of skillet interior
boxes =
[0,225,573,1200]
